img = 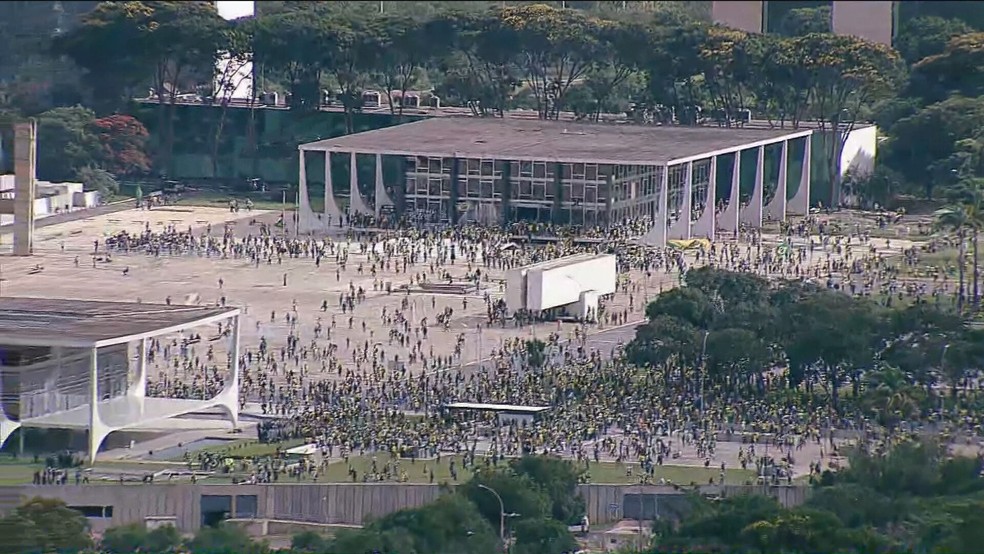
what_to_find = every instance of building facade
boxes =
[711,0,898,45]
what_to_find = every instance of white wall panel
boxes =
[526,255,617,311]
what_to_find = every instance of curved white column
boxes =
[719,152,740,237]
[348,152,372,216]
[323,151,342,224]
[374,153,395,217]
[667,161,693,240]
[638,166,668,248]
[764,140,788,222]
[789,135,811,215]
[739,146,764,228]
[692,157,716,240]
[297,149,326,234]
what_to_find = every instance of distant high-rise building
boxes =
[711,1,897,45]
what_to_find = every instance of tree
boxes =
[209,17,254,177]
[90,114,151,177]
[321,12,386,134]
[36,106,101,182]
[463,468,552,527]
[436,10,523,118]
[625,314,700,370]
[58,1,226,175]
[331,493,499,554]
[584,19,646,121]
[934,205,971,309]
[251,7,325,112]
[881,95,984,198]
[511,518,578,554]
[697,26,755,125]
[290,530,330,553]
[76,166,120,199]
[793,33,904,207]
[745,34,811,129]
[780,291,881,401]
[510,456,586,525]
[0,497,92,554]
[186,522,268,554]
[776,6,832,37]
[911,32,984,103]
[895,16,974,66]
[101,523,181,554]
[500,4,600,120]
[374,13,448,117]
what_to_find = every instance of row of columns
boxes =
[297,150,396,233]
[643,137,811,248]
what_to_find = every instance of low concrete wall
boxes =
[0,482,810,532]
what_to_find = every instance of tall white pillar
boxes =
[693,157,717,240]
[374,153,395,218]
[88,347,104,464]
[349,152,372,216]
[668,162,693,240]
[228,314,241,429]
[133,338,147,398]
[719,152,740,236]
[789,136,812,215]
[324,151,342,223]
[765,141,788,222]
[638,165,668,248]
[740,146,764,228]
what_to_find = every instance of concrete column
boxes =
[718,152,740,236]
[13,120,37,256]
[789,136,811,215]
[637,165,667,248]
[739,146,764,228]
[374,153,395,218]
[133,338,147,398]
[693,157,717,240]
[88,347,107,464]
[323,152,342,224]
[348,152,372,216]
[668,162,693,240]
[764,141,788,222]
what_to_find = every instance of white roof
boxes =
[285,443,320,456]
[444,402,550,414]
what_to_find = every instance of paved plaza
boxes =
[0,206,929,478]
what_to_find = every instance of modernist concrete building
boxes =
[711,1,897,46]
[298,117,816,247]
[0,298,241,463]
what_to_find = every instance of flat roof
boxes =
[444,402,551,413]
[0,298,238,348]
[300,117,813,166]
[521,253,614,273]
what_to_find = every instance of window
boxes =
[467,178,480,197]
[481,180,495,198]
[519,180,533,199]
[72,506,113,518]
[573,182,585,200]
[561,164,573,180]
[428,177,442,196]
[467,159,480,175]
[586,164,598,181]
[573,163,585,180]
[428,158,442,173]
[533,162,546,179]
[533,182,546,200]
[520,161,533,177]
[481,160,494,176]
[235,495,258,518]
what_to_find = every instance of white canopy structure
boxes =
[0,298,241,463]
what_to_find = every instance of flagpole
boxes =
[295,191,300,238]
[281,189,286,238]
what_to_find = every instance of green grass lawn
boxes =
[174,438,309,461]
[0,448,755,486]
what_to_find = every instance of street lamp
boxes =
[478,484,519,552]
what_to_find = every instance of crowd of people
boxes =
[97,209,976,485]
